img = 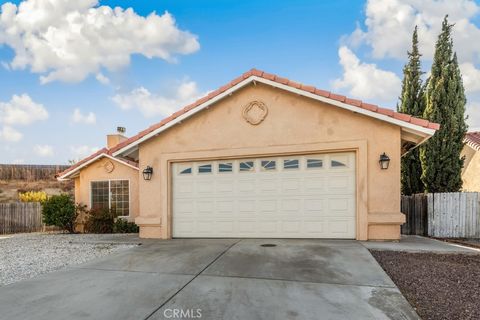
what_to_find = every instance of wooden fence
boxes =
[0,164,69,181]
[427,192,480,238]
[401,194,428,236]
[0,202,44,234]
[401,192,480,238]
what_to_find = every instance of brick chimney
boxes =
[107,127,127,149]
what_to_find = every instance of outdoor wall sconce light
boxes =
[379,153,390,170]
[142,166,153,180]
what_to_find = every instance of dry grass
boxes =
[0,180,73,203]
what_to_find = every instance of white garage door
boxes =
[172,152,356,238]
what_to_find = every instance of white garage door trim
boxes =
[172,152,356,238]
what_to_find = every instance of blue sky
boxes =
[0,0,479,164]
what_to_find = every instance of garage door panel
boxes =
[238,180,256,193]
[259,200,277,213]
[197,201,214,213]
[304,199,325,213]
[175,200,194,214]
[216,200,234,214]
[172,152,356,238]
[281,199,301,212]
[237,200,255,213]
[281,220,301,233]
[281,178,301,192]
[304,220,326,233]
[216,180,235,193]
[196,181,214,194]
[237,220,257,233]
[258,178,278,193]
[175,182,194,196]
[304,177,327,192]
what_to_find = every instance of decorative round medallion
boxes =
[242,101,268,125]
[104,160,115,173]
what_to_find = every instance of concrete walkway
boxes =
[361,235,480,253]
[0,239,418,320]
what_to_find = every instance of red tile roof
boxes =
[60,68,440,179]
[464,131,480,151]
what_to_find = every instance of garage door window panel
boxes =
[218,162,233,173]
[330,155,349,168]
[239,161,255,172]
[178,164,193,175]
[283,159,299,170]
[307,159,323,169]
[331,160,347,168]
[198,164,212,174]
[261,160,276,171]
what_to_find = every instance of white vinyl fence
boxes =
[427,192,480,238]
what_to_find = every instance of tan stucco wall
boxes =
[461,145,480,191]
[135,82,403,240]
[74,157,139,230]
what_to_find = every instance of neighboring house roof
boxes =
[111,68,440,158]
[464,131,480,151]
[57,149,139,180]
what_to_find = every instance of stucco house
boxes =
[58,69,439,240]
[461,131,480,191]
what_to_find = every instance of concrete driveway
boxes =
[0,239,418,320]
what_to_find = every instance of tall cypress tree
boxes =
[398,26,425,195]
[421,16,467,192]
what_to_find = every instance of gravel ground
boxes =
[0,233,138,286]
[371,250,480,320]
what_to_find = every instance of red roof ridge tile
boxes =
[464,131,480,151]
[66,68,440,176]
[57,146,139,179]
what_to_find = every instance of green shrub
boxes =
[42,194,77,233]
[85,208,115,233]
[113,218,139,233]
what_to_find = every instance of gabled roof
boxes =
[56,148,138,181]
[111,68,440,158]
[464,131,480,151]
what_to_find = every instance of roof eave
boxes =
[57,153,139,181]
[113,75,437,157]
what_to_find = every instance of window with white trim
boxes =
[91,180,129,217]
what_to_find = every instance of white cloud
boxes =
[112,80,205,118]
[332,46,401,101]
[0,126,22,142]
[460,63,480,93]
[72,108,96,125]
[95,73,110,85]
[466,101,480,128]
[347,0,480,61]
[0,0,200,83]
[345,0,480,94]
[69,145,98,160]
[0,94,47,143]
[34,144,54,157]
[0,94,48,126]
